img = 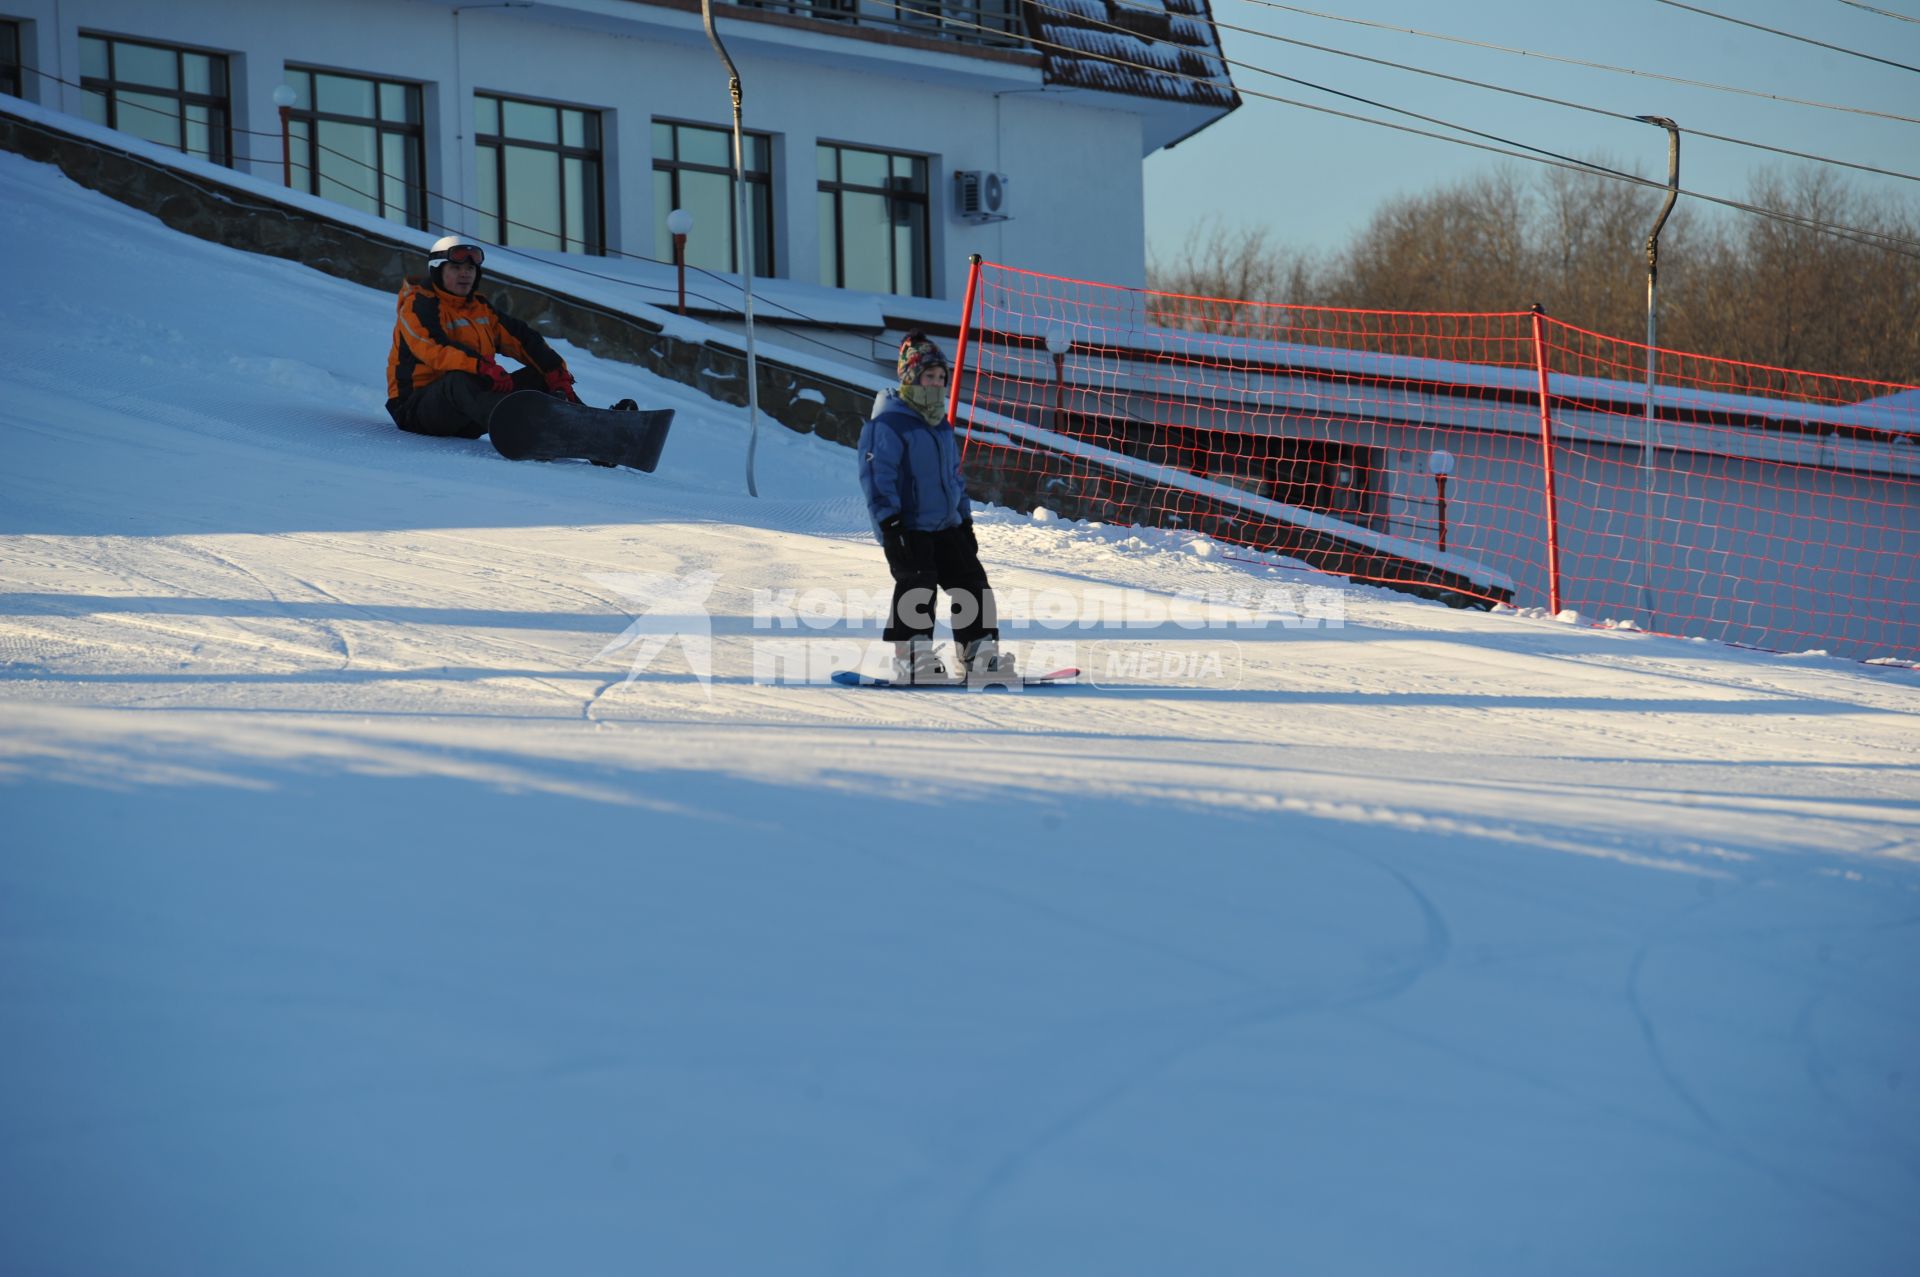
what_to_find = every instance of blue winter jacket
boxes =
[858,391,971,541]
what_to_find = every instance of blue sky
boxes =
[1143,0,1920,259]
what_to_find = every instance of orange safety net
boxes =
[952,260,1920,663]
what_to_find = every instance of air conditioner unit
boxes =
[954,170,1011,223]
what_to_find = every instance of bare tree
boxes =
[1330,168,1535,314]
[1147,216,1324,333]
[1147,164,1920,388]
[1698,169,1920,385]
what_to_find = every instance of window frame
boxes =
[651,117,776,278]
[473,91,607,256]
[78,31,232,166]
[282,65,427,230]
[817,140,932,298]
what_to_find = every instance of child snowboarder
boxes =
[858,331,1015,684]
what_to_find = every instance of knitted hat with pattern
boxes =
[896,330,949,389]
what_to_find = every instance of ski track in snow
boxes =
[3,148,1920,1275]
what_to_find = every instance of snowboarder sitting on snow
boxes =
[858,331,1015,685]
[384,234,635,438]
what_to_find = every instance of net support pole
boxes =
[1637,115,1680,630]
[701,0,761,498]
[948,254,985,457]
[1529,304,1565,616]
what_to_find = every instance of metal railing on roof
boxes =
[736,0,1030,52]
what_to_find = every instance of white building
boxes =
[0,0,1237,300]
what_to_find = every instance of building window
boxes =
[652,120,774,278]
[1,22,23,99]
[817,142,930,297]
[474,94,604,255]
[281,68,425,230]
[79,33,229,165]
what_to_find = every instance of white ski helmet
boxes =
[426,234,487,288]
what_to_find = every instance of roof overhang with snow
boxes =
[489,0,1240,153]
[1020,0,1241,152]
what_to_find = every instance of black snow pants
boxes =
[400,367,548,439]
[883,522,998,648]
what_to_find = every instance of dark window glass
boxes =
[679,126,729,169]
[182,52,220,96]
[120,90,180,150]
[502,98,557,144]
[1,22,23,99]
[652,119,776,278]
[841,147,886,188]
[79,33,231,166]
[476,93,605,255]
[505,146,563,251]
[314,72,374,118]
[380,82,414,125]
[817,142,930,297]
[282,65,425,230]
[115,42,176,91]
[80,35,108,81]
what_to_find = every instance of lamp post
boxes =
[1635,114,1680,633]
[700,0,761,498]
[271,84,297,189]
[1429,448,1455,553]
[1044,327,1070,429]
[666,207,693,316]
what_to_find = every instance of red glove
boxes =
[545,367,582,404]
[476,359,515,395]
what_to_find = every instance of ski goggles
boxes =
[433,244,485,266]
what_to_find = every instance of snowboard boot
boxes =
[892,639,949,685]
[960,637,1017,681]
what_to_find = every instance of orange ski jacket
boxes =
[385,277,566,425]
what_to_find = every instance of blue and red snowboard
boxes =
[831,667,1080,690]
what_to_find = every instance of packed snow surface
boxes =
[3,150,1919,1276]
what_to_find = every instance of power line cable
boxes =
[1164,3,1920,182]
[931,4,1920,257]
[1235,0,1920,125]
[27,35,1920,278]
[1047,5,1652,180]
[1000,3,1920,254]
[1834,1,1920,22]
[1654,0,1920,74]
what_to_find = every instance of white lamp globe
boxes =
[666,208,695,237]
[1429,448,1456,477]
[271,84,298,109]
[1044,327,1070,356]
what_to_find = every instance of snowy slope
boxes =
[3,149,1919,1277]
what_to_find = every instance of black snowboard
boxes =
[486,391,674,472]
